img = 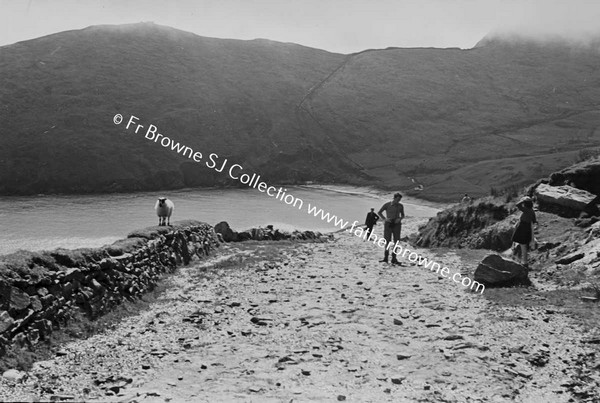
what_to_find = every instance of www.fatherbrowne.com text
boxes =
[113,113,484,294]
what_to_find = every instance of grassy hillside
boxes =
[306,39,600,200]
[0,23,353,194]
[1,25,599,200]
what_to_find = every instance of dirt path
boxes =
[1,219,598,402]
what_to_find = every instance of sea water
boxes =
[0,186,440,255]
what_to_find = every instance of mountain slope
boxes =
[0,23,352,194]
[1,25,600,200]
[306,39,600,200]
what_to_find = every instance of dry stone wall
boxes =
[213,221,333,242]
[0,220,219,356]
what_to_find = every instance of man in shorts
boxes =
[378,193,405,264]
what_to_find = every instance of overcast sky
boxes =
[1,0,600,53]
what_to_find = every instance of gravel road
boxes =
[1,218,598,402]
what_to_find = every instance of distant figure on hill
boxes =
[511,196,537,268]
[155,197,174,226]
[364,208,379,241]
[378,193,405,264]
[461,194,472,204]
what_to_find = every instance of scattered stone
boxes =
[3,369,26,382]
[556,252,585,265]
[396,353,411,360]
[517,369,534,379]
[443,335,464,341]
[9,287,31,313]
[278,356,297,364]
[301,370,311,376]
[0,311,15,333]
[393,318,403,326]
[391,377,405,385]
[293,349,309,354]
[528,349,550,367]
[30,296,43,312]
[337,395,347,401]
[452,342,479,350]
[250,316,271,326]
[49,395,76,401]
[538,241,561,252]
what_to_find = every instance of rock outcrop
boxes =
[0,220,219,356]
[527,157,600,217]
[464,217,518,251]
[547,157,600,196]
[415,199,512,250]
[535,184,596,216]
[473,254,530,287]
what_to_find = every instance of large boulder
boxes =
[214,221,238,242]
[548,157,600,196]
[473,254,530,287]
[535,184,596,214]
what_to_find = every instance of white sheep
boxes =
[155,197,174,226]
